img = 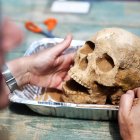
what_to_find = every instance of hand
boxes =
[8,34,74,90]
[29,34,74,89]
[118,88,140,140]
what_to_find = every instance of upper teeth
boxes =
[70,71,90,89]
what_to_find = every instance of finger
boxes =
[119,90,134,116]
[63,74,71,81]
[49,34,72,57]
[56,82,63,90]
[66,52,75,61]
[55,52,75,67]
[133,88,140,98]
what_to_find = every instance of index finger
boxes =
[49,34,73,57]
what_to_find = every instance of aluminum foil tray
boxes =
[9,38,119,121]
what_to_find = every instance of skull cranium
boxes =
[62,28,140,105]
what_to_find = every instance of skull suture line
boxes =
[62,28,140,105]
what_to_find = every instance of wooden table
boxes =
[0,103,121,140]
[1,0,140,139]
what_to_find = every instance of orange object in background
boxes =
[25,21,42,33]
[44,18,57,31]
[25,18,58,38]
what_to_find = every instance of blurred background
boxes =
[1,0,140,60]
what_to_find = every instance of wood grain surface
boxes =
[0,103,121,140]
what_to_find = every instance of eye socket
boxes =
[80,41,95,54]
[96,53,114,72]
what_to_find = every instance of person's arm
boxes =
[0,56,31,109]
[118,88,140,140]
[0,18,23,109]
[6,34,74,90]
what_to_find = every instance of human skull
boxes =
[62,28,140,105]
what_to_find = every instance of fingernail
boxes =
[65,34,72,39]
[126,90,133,95]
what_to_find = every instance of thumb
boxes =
[119,90,134,116]
[49,34,72,56]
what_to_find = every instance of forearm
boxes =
[6,56,32,87]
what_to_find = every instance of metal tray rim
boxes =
[10,96,119,111]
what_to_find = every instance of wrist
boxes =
[6,56,32,87]
[2,64,19,92]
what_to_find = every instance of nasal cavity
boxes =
[80,41,95,54]
[79,57,88,70]
[96,53,114,72]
